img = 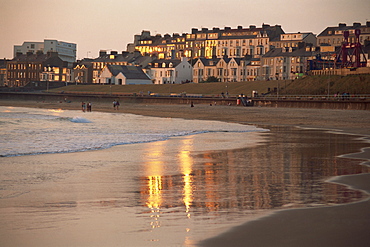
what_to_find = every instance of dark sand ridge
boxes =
[1,99,370,246]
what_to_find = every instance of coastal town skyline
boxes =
[1,0,369,60]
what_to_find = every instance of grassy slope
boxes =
[50,74,370,96]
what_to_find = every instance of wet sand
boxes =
[1,99,370,246]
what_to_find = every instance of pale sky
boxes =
[0,0,369,60]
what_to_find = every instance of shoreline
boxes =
[1,100,370,246]
[1,99,369,136]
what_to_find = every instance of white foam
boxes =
[0,106,268,157]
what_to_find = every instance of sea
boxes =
[0,106,266,157]
[1,106,369,246]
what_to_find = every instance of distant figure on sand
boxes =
[81,102,86,112]
[191,101,194,107]
[87,102,92,112]
[113,100,117,110]
[115,100,120,110]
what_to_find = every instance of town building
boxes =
[14,39,77,63]
[149,57,193,84]
[90,50,153,83]
[0,59,9,87]
[261,45,318,80]
[6,51,47,87]
[40,52,72,84]
[270,32,317,49]
[131,24,284,60]
[72,59,94,84]
[317,22,370,47]
[192,56,260,83]
[98,65,151,85]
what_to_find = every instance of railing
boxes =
[37,90,370,101]
[253,94,370,101]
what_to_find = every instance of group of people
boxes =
[334,92,351,100]
[113,100,120,110]
[81,102,92,112]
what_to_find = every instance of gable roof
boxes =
[150,59,182,68]
[107,65,150,80]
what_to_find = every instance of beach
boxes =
[1,98,370,246]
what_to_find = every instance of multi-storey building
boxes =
[317,22,370,47]
[193,56,260,83]
[40,53,72,83]
[213,24,282,59]
[14,39,77,63]
[0,59,9,87]
[261,45,318,80]
[92,51,127,84]
[70,50,155,84]
[6,51,46,87]
[149,57,193,84]
[132,24,284,60]
[270,32,317,49]
[73,59,94,84]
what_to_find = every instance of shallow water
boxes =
[0,108,369,246]
[0,106,265,157]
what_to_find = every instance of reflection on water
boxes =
[179,138,194,218]
[140,127,370,236]
[2,126,370,247]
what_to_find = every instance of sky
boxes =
[0,0,369,60]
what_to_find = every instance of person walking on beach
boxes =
[113,100,117,110]
[87,102,92,112]
[81,102,86,112]
[115,100,120,110]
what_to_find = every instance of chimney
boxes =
[367,21,370,27]
[338,23,346,28]
[353,22,361,28]
[99,50,107,57]
[224,27,231,30]
[110,51,118,55]
[201,28,208,32]
[36,50,43,56]
[237,25,243,29]
[262,23,270,29]
[249,25,256,29]
[191,28,198,34]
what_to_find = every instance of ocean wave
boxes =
[70,116,92,123]
[0,106,268,157]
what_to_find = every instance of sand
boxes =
[1,98,370,246]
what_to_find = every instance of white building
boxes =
[98,65,152,85]
[14,39,77,63]
[149,57,193,84]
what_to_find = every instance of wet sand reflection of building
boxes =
[140,128,370,228]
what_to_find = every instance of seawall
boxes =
[0,92,369,110]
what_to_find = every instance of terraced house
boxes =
[193,56,260,83]
[130,24,284,60]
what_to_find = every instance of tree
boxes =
[200,76,220,83]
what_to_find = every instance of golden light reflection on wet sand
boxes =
[143,142,165,229]
[179,138,194,218]
[136,128,370,246]
[143,136,196,229]
[47,109,64,113]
